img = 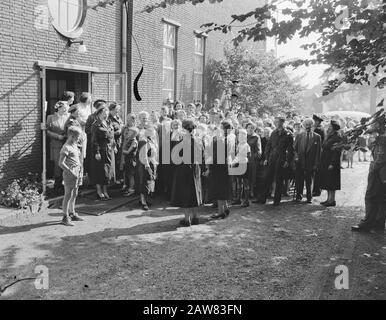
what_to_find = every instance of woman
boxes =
[108,102,124,181]
[170,119,202,226]
[207,120,234,219]
[137,125,158,210]
[90,106,116,201]
[47,101,69,194]
[319,120,343,207]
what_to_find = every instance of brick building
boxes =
[0,0,265,189]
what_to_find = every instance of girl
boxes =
[231,129,251,207]
[59,126,84,227]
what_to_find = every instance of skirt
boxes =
[170,164,199,208]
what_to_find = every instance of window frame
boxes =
[162,21,179,103]
[48,0,87,39]
[193,35,206,103]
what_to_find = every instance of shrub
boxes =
[0,173,43,210]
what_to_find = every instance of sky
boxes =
[265,0,329,89]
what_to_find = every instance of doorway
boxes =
[45,70,89,180]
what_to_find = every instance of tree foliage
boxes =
[205,47,303,115]
[140,0,386,95]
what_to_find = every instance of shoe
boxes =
[231,200,241,205]
[70,213,84,222]
[273,202,280,207]
[179,219,191,227]
[323,201,336,207]
[351,225,370,232]
[142,204,149,211]
[97,194,108,201]
[241,201,250,208]
[320,200,329,205]
[224,208,230,217]
[210,203,218,209]
[306,199,312,204]
[61,217,75,227]
[191,218,199,225]
[104,194,112,201]
[211,213,226,220]
[295,197,302,203]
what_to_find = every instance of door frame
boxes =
[37,61,100,195]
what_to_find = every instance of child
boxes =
[246,122,262,200]
[59,126,84,226]
[120,127,139,195]
[231,129,251,207]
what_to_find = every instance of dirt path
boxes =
[0,162,385,300]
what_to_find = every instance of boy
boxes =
[120,127,139,195]
[59,126,84,226]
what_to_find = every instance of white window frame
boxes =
[162,21,179,103]
[193,35,206,103]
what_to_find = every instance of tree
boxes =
[205,47,303,115]
[140,0,386,96]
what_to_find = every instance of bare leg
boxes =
[62,186,74,219]
[68,187,79,214]
[96,184,103,197]
[103,185,110,198]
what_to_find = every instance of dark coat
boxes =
[294,131,322,171]
[89,118,116,185]
[265,128,294,166]
[320,132,342,191]
[314,125,325,144]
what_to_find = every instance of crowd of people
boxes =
[48,92,372,227]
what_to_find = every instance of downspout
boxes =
[121,1,129,122]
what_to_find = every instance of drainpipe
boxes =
[121,1,129,122]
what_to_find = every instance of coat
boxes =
[294,131,322,171]
[265,128,294,166]
[89,118,116,185]
[320,132,342,191]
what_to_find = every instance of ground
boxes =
[0,161,385,300]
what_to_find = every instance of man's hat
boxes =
[313,114,323,123]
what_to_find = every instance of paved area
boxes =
[0,161,385,300]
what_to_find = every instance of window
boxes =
[48,0,86,38]
[162,23,177,102]
[193,36,205,103]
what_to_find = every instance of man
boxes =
[312,114,325,197]
[294,118,322,204]
[213,99,222,113]
[352,118,386,233]
[259,116,294,206]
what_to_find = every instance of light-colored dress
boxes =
[47,112,69,177]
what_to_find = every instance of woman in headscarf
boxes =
[47,101,69,194]
[319,120,343,207]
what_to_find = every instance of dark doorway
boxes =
[45,70,89,180]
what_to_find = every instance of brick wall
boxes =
[129,0,266,114]
[0,0,122,187]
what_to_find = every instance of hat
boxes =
[313,114,323,123]
[54,101,66,110]
[68,104,79,114]
[330,120,341,131]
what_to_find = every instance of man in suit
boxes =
[294,118,322,203]
[259,116,294,206]
[312,114,325,197]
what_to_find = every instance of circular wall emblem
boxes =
[47,0,87,39]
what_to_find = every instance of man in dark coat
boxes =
[259,116,294,206]
[352,120,386,233]
[312,114,325,197]
[294,118,322,203]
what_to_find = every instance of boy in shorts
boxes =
[59,126,84,226]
